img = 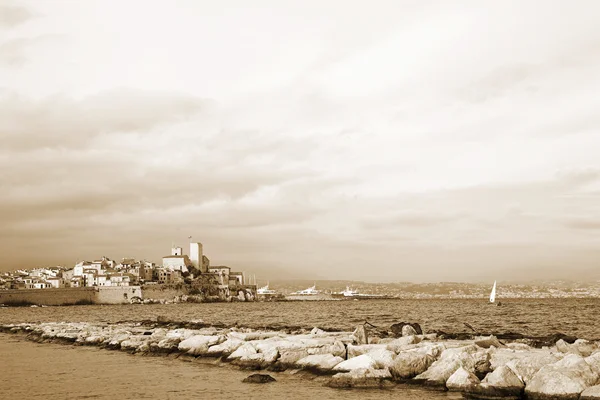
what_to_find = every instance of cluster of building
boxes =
[0,242,247,295]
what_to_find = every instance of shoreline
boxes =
[2,319,600,399]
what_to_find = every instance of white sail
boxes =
[490,280,496,303]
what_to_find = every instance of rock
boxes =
[402,325,419,337]
[234,346,280,369]
[389,352,435,380]
[347,344,388,359]
[525,354,599,400]
[155,337,181,352]
[178,335,222,356]
[504,350,563,384]
[206,338,243,356]
[278,349,310,366]
[366,348,397,369]
[475,335,504,349]
[581,385,600,399]
[227,343,257,360]
[467,365,524,399]
[242,374,276,384]
[390,322,422,337]
[419,333,438,341]
[296,354,344,371]
[333,354,378,372]
[352,325,369,345]
[586,352,600,375]
[414,357,462,387]
[385,335,421,352]
[327,368,393,389]
[446,367,480,392]
[310,327,325,335]
[557,339,597,357]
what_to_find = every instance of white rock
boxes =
[296,354,344,370]
[207,338,244,356]
[483,365,524,387]
[334,354,378,371]
[178,335,223,356]
[328,368,392,388]
[446,367,480,391]
[367,348,397,369]
[348,344,387,358]
[310,327,325,335]
[475,335,504,349]
[581,385,600,399]
[227,343,257,360]
[402,325,418,337]
[389,351,435,380]
[504,350,563,384]
[525,354,599,399]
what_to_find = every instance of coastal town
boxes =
[2,245,600,301]
[0,241,262,305]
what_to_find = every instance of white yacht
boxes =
[290,284,321,295]
[256,283,277,295]
[332,286,387,299]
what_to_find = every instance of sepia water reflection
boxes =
[1,298,599,338]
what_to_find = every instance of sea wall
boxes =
[96,287,143,304]
[141,284,188,301]
[0,286,142,306]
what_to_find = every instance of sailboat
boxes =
[490,280,501,306]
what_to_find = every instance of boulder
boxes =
[234,347,279,369]
[525,354,599,400]
[581,385,600,399]
[278,349,310,366]
[227,343,257,360]
[385,335,421,352]
[467,365,524,399]
[178,335,223,356]
[296,354,344,371]
[402,325,419,337]
[351,325,369,345]
[504,350,563,384]
[586,352,600,375]
[366,348,397,369]
[446,367,480,392]
[327,368,393,389]
[333,354,377,372]
[557,339,597,357]
[242,374,276,384]
[413,358,461,387]
[206,338,244,357]
[389,351,435,380]
[475,335,504,349]
[390,322,422,337]
[154,337,181,352]
[347,344,387,359]
[310,327,325,335]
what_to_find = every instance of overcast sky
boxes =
[1,0,599,282]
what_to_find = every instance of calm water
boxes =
[0,335,462,400]
[1,298,599,338]
[1,299,598,399]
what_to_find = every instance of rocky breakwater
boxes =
[2,321,600,399]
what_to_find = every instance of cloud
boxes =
[564,218,600,230]
[0,88,210,151]
[0,4,33,29]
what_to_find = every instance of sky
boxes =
[1,0,599,282]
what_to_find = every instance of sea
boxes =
[1,298,599,399]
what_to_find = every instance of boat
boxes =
[490,280,501,306]
[290,284,321,295]
[256,283,277,296]
[331,286,387,299]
